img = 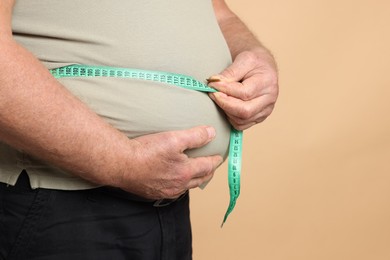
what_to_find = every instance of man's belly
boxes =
[59,76,231,159]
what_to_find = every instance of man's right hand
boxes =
[117,126,223,200]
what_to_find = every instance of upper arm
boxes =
[0,0,15,39]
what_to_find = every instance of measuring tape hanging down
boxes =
[50,65,243,226]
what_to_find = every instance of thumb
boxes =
[176,126,216,151]
[208,52,251,83]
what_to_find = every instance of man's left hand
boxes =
[208,48,279,131]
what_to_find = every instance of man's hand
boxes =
[117,126,223,200]
[208,48,278,130]
[212,0,279,131]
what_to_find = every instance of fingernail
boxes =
[207,75,222,83]
[205,126,216,139]
[208,93,216,100]
[207,75,235,84]
[198,181,209,190]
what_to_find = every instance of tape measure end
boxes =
[221,212,230,228]
[221,219,226,228]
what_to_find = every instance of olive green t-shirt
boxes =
[0,0,232,189]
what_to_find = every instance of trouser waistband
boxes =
[7,170,187,207]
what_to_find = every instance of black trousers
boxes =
[0,171,192,260]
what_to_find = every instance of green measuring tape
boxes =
[50,64,243,225]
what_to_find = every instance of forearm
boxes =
[0,38,134,187]
[213,0,273,60]
[209,1,279,130]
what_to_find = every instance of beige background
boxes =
[191,0,390,259]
